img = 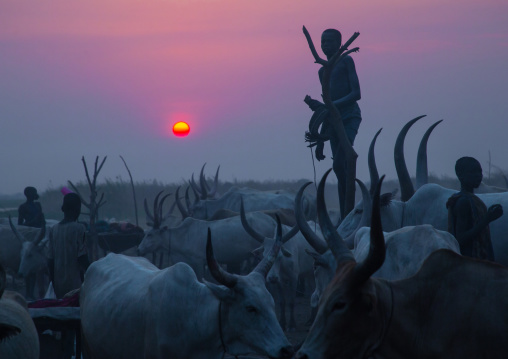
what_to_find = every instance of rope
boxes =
[310,147,318,233]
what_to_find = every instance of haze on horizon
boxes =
[1,0,507,196]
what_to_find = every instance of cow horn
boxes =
[208,165,220,198]
[190,173,202,196]
[199,163,208,200]
[368,128,383,195]
[317,169,355,264]
[240,198,265,243]
[416,120,443,189]
[254,215,283,278]
[206,228,238,288]
[394,115,426,202]
[240,198,299,244]
[144,198,154,223]
[152,190,164,229]
[162,200,177,224]
[352,176,387,286]
[157,193,171,225]
[344,179,371,247]
[34,225,46,246]
[175,187,190,219]
[184,186,192,211]
[188,179,200,204]
[8,215,25,243]
[295,182,328,254]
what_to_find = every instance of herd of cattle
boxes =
[2,117,508,358]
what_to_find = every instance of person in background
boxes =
[18,186,45,228]
[446,157,503,261]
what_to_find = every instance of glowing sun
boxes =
[173,121,190,137]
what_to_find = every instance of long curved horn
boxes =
[416,120,443,189]
[199,163,208,200]
[175,187,190,219]
[188,180,200,205]
[184,186,192,210]
[157,193,171,225]
[206,228,237,288]
[8,215,25,243]
[317,169,355,264]
[152,190,164,229]
[240,198,299,244]
[352,176,387,286]
[368,128,383,195]
[254,215,282,278]
[394,115,426,202]
[295,182,328,254]
[208,165,220,198]
[144,198,154,223]
[343,179,371,247]
[240,198,264,243]
[190,174,202,197]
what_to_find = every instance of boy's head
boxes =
[24,187,39,201]
[455,157,483,189]
[61,193,82,219]
[321,29,342,58]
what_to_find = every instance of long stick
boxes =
[120,155,139,227]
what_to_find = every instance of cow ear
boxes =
[203,279,235,302]
[281,246,292,257]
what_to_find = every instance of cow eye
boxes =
[246,305,257,313]
[332,302,346,311]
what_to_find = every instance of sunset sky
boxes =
[1,0,507,195]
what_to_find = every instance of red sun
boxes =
[172,121,190,137]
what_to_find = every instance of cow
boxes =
[240,199,312,331]
[296,170,508,359]
[0,265,40,359]
[296,178,460,312]
[338,117,508,265]
[81,222,293,359]
[8,217,49,299]
[137,208,297,278]
[176,183,316,222]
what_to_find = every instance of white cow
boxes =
[137,210,281,277]
[0,266,39,359]
[297,177,460,309]
[81,226,293,359]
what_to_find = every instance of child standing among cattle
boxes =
[446,156,503,261]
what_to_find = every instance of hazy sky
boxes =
[1,0,507,195]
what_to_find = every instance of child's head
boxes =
[455,157,483,189]
[24,186,39,201]
[61,193,82,220]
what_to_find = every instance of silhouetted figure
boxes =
[446,157,503,261]
[18,186,45,228]
[305,29,361,216]
[47,193,90,359]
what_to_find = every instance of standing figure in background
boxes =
[47,193,90,359]
[18,186,45,228]
[47,193,89,299]
[305,28,362,217]
[446,156,503,261]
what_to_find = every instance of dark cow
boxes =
[296,169,508,359]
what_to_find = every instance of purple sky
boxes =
[1,0,507,194]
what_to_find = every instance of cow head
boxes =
[8,216,47,278]
[204,221,294,359]
[296,170,389,359]
[138,191,174,256]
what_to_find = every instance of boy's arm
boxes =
[453,197,501,247]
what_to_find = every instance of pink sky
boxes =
[1,0,507,194]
